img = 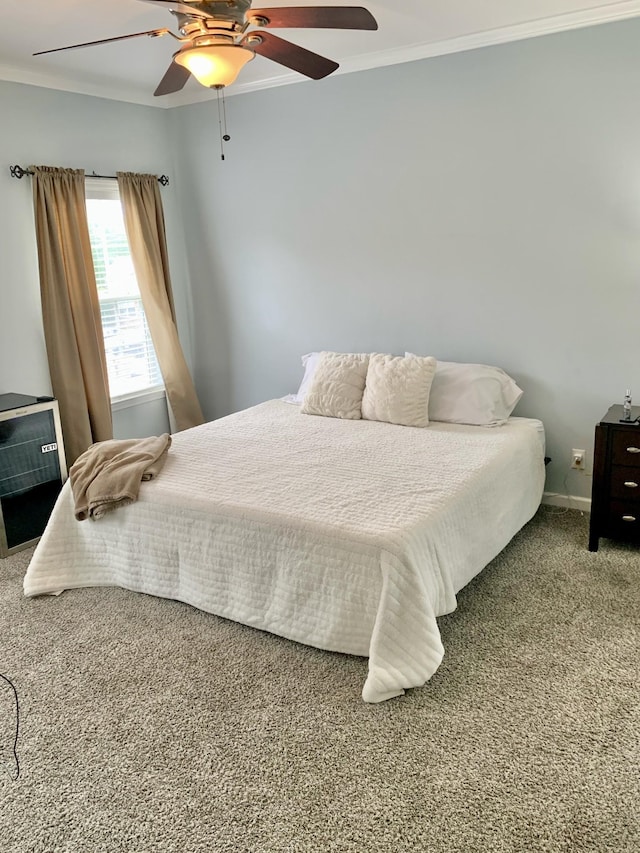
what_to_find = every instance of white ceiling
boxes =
[1,0,639,107]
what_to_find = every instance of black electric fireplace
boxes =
[0,394,67,557]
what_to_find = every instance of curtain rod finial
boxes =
[10,165,32,179]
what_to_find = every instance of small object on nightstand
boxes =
[589,404,640,551]
[621,389,633,422]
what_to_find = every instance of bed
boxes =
[23,396,546,703]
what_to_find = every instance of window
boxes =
[85,179,163,401]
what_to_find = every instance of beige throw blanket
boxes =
[70,434,172,521]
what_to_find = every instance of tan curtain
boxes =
[31,166,113,466]
[117,172,204,432]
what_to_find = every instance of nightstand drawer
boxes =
[610,466,640,498]
[612,431,640,466]
[606,501,640,541]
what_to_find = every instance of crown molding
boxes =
[2,1,640,107]
[0,63,156,107]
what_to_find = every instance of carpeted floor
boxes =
[0,506,638,853]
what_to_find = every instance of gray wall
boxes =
[166,19,640,501]
[0,81,195,438]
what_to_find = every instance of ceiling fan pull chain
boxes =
[216,86,226,161]
[215,86,232,162]
[221,89,231,144]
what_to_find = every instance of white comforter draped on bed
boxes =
[24,400,545,702]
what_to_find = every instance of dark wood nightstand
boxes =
[589,404,640,551]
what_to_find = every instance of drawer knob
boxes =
[627,446,640,454]
[622,515,637,522]
[624,481,639,488]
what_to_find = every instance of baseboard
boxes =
[542,492,591,512]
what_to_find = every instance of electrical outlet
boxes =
[571,449,586,470]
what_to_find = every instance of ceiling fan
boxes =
[34,1,378,95]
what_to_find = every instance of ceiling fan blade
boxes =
[242,31,338,79]
[248,6,377,30]
[33,28,170,56]
[154,61,191,96]
[136,0,212,16]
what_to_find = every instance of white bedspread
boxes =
[24,400,545,702]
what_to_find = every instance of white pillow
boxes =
[406,354,523,425]
[292,352,322,403]
[292,352,523,426]
[362,353,437,428]
[301,352,369,419]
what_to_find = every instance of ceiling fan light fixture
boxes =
[175,44,254,88]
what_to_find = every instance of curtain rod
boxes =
[9,165,169,186]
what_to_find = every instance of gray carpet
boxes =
[0,506,638,853]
